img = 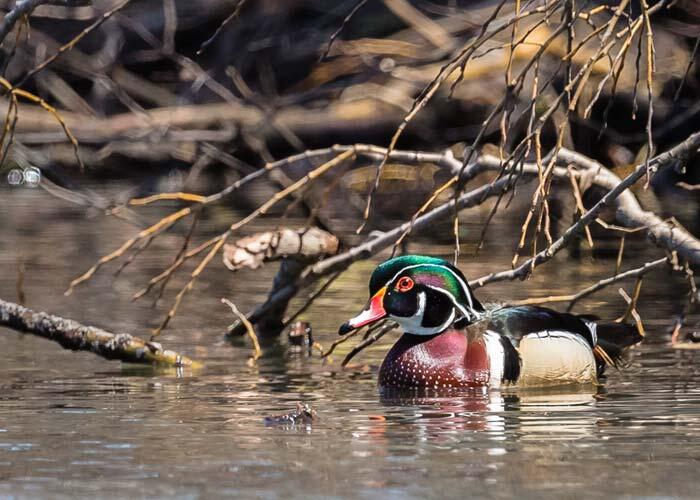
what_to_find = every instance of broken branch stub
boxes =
[223,228,339,340]
[222,227,339,271]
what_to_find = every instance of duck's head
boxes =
[339,255,484,336]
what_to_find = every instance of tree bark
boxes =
[0,297,196,367]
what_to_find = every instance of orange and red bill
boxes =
[338,286,387,335]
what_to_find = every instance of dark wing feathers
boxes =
[499,335,521,383]
[487,306,642,378]
[594,322,643,370]
[595,321,643,348]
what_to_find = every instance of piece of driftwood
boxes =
[0,297,195,367]
[223,227,339,271]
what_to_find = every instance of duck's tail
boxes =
[592,322,643,373]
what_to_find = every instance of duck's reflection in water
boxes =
[359,386,600,446]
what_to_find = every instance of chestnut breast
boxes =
[378,330,490,388]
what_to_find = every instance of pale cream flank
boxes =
[517,331,597,387]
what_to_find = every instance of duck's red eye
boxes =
[396,276,414,292]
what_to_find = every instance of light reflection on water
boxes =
[2,188,700,498]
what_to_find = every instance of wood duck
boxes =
[339,255,641,389]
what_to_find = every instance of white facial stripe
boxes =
[424,284,473,321]
[416,291,426,317]
[387,263,475,309]
[408,291,427,328]
[389,291,451,336]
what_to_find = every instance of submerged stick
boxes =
[0,298,195,367]
[221,298,261,362]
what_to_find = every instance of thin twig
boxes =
[153,212,199,306]
[17,0,132,87]
[567,166,594,249]
[196,0,248,55]
[323,326,365,358]
[357,0,555,233]
[0,1,88,46]
[320,0,369,61]
[152,235,227,336]
[616,235,626,275]
[0,77,84,170]
[506,257,668,311]
[674,34,700,102]
[66,207,192,295]
[677,182,700,191]
[617,283,646,336]
[221,298,261,362]
[283,271,343,328]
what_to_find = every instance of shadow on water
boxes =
[2,188,700,498]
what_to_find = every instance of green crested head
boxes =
[340,255,484,336]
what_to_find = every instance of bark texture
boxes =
[0,298,195,367]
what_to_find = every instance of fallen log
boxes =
[0,297,196,367]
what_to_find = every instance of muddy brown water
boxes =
[2,187,700,499]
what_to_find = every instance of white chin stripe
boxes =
[424,285,479,322]
[393,306,455,336]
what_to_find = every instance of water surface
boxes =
[2,187,700,499]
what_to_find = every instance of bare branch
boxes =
[196,0,248,55]
[0,1,88,46]
[473,131,700,287]
[506,257,669,311]
[321,0,369,61]
[0,297,195,367]
[16,0,132,86]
